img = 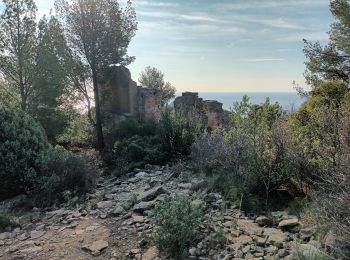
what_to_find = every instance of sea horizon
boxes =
[175,91,306,111]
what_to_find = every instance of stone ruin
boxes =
[174,92,226,128]
[101,66,162,124]
[101,66,226,129]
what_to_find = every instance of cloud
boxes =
[241,58,285,62]
[220,0,328,10]
[134,1,179,7]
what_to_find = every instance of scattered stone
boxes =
[178,183,192,189]
[142,246,159,260]
[133,201,156,214]
[300,228,314,241]
[132,215,145,223]
[140,186,167,202]
[0,232,11,240]
[97,200,116,209]
[82,240,109,256]
[111,205,125,216]
[256,216,272,227]
[136,172,147,178]
[30,230,45,239]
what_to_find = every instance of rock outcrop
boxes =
[174,92,226,128]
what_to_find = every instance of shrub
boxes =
[191,97,292,210]
[0,213,13,232]
[153,194,202,259]
[0,108,49,201]
[57,112,94,147]
[159,107,204,159]
[33,146,97,207]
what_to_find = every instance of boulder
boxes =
[0,194,27,211]
[111,205,125,216]
[256,216,272,227]
[140,186,167,202]
[133,201,156,214]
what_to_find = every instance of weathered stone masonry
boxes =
[101,66,226,128]
[101,66,162,123]
[174,92,225,128]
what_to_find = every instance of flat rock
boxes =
[140,186,167,202]
[133,201,156,214]
[132,215,145,223]
[82,240,109,255]
[30,230,45,239]
[278,218,299,228]
[97,200,116,209]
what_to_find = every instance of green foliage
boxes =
[192,96,289,210]
[293,244,328,260]
[303,0,350,87]
[0,108,49,200]
[0,0,37,111]
[138,66,176,106]
[153,194,203,259]
[33,146,97,207]
[0,213,13,232]
[159,107,204,158]
[57,112,93,147]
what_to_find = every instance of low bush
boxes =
[0,108,49,201]
[0,213,13,232]
[33,146,97,207]
[105,109,204,175]
[57,112,94,147]
[153,194,203,259]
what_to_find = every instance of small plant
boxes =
[153,194,203,259]
[293,243,328,260]
[0,213,13,232]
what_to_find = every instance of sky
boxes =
[34,0,333,92]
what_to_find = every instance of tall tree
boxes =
[303,0,350,88]
[139,66,176,106]
[55,0,137,148]
[31,16,76,142]
[0,0,37,111]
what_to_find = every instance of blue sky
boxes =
[35,0,333,92]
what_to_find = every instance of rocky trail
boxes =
[0,166,324,260]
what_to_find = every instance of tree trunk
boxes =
[92,68,105,149]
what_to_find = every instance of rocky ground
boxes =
[0,165,326,260]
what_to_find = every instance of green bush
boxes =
[0,108,49,200]
[57,112,93,147]
[159,107,204,158]
[33,146,97,207]
[0,213,13,232]
[153,194,202,259]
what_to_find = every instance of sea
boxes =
[175,92,306,112]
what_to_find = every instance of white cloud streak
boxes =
[241,58,285,62]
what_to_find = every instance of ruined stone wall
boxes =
[203,100,224,128]
[174,92,225,128]
[101,66,162,123]
[138,88,162,121]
